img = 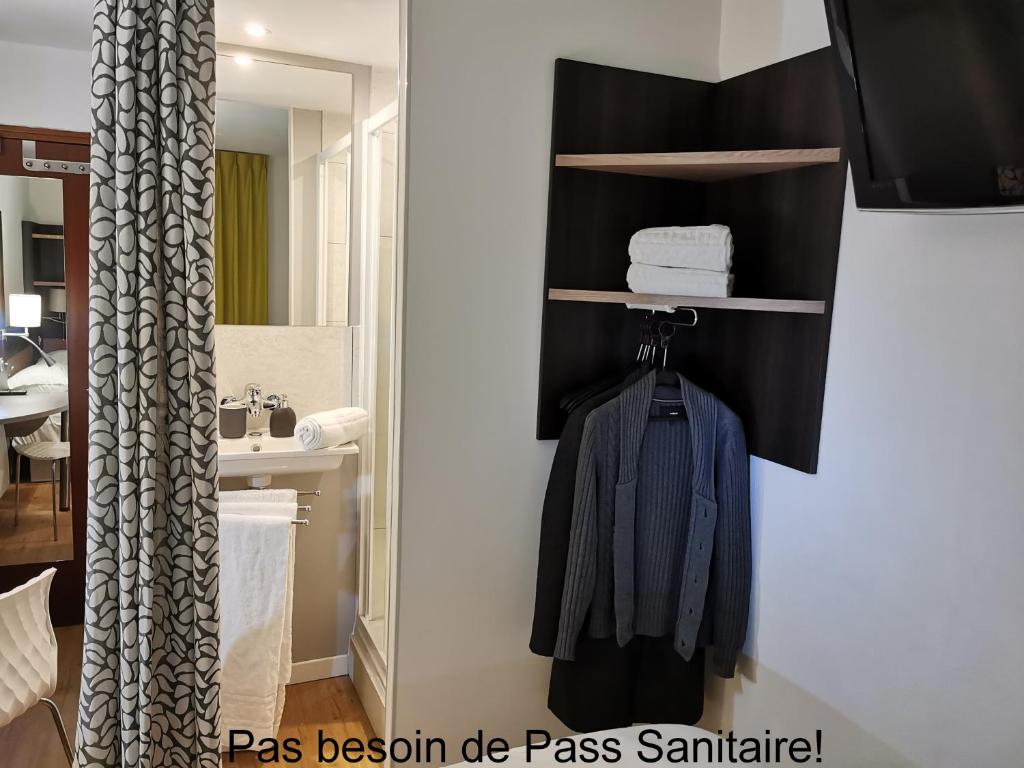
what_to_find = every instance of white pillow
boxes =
[8,359,68,390]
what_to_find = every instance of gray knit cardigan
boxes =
[554,371,751,678]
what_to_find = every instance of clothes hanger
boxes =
[650,311,698,409]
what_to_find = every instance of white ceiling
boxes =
[0,0,398,71]
[217,0,398,69]
[0,0,91,51]
[217,56,353,114]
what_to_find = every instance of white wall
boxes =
[711,2,1024,766]
[0,41,90,132]
[719,0,827,79]
[396,0,1023,763]
[216,100,291,325]
[290,108,323,326]
[395,0,721,747]
[0,177,28,310]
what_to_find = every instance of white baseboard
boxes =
[349,627,385,735]
[289,653,349,685]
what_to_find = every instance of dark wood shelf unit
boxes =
[548,289,827,315]
[538,50,849,473]
[554,148,841,181]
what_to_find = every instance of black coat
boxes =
[531,373,704,732]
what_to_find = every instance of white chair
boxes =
[0,568,73,764]
[13,441,71,541]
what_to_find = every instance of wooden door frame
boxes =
[0,124,89,626]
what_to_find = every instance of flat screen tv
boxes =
[825,0,1024,212]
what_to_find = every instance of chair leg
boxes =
[14,453,21,527]
[39,697,74,766]
[50,459,58,541]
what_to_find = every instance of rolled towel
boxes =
[295,406,369,451]
[627,263,734,298]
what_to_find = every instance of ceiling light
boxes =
[244,22,269,38]
[234,54,253,67]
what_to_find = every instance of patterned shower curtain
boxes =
[76,1,221,766]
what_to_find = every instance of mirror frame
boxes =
[0,125,89,627]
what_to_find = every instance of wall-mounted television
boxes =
[825,0,1024,212]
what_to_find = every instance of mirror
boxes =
[215,55,354,326]
[0,175,73,565]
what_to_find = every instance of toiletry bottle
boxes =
[270,394,297,437]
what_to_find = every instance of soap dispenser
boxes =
[269,394,297,437]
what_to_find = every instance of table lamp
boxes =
[0,294,57,395]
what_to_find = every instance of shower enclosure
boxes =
[350,101,400,734]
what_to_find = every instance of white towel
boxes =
[629,241,733,272]
[631,224,732,246]
[629,227,733,272]
[625,303,678,314]
[295,406,369,451]
[627,263,734,298]
[0,426,8,499]
[219,497,297,748]
[219,501,297,518]
[221,488,297,505]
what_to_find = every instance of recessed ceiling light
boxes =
[245,22,269,38]
[234,54,254,67]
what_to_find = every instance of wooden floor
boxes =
[0,624,81,768]
[0,625,376,767]
[0,482,73,566]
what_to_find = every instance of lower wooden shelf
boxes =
[548,288,826,315]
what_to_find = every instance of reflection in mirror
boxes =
[215,55,354,326]
[0,175,72,565]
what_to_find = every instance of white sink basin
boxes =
[219,432,359,482]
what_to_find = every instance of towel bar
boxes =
[298,505,312,513]
[292,519,310,526]
[297,490,321,497]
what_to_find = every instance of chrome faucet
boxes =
[244,383,281,418]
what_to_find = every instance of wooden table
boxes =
[0,391,69,510]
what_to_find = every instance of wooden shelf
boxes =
[555,148,841,182]
[548,289,826,315]
[33,281,65,287]
[31,233,64,241]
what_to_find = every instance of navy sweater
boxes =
[554,371,751,678]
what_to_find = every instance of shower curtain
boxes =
[76,1,222,766]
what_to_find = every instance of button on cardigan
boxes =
[554,371,751,678]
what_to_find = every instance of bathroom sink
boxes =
[218,432,359,484]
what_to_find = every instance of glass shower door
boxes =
[360,103,399,661]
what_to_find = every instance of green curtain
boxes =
[215,150,269,324]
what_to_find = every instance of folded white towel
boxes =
[219,505,296,748]
[626,303,678,313]
[220,501,297,518]
[627,263,734,298]
[295,407,369,451]
[629,241,734,273]
[631,225,732,247]
[221,488,297,506]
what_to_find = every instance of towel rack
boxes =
[298,504,312,513]
[292,519,310,526]
[298,490,321,497]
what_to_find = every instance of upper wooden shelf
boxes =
[31,233,64,241]
[549,289,826,315]
[555,148,841,182]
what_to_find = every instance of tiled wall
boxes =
[214,324,353,426]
